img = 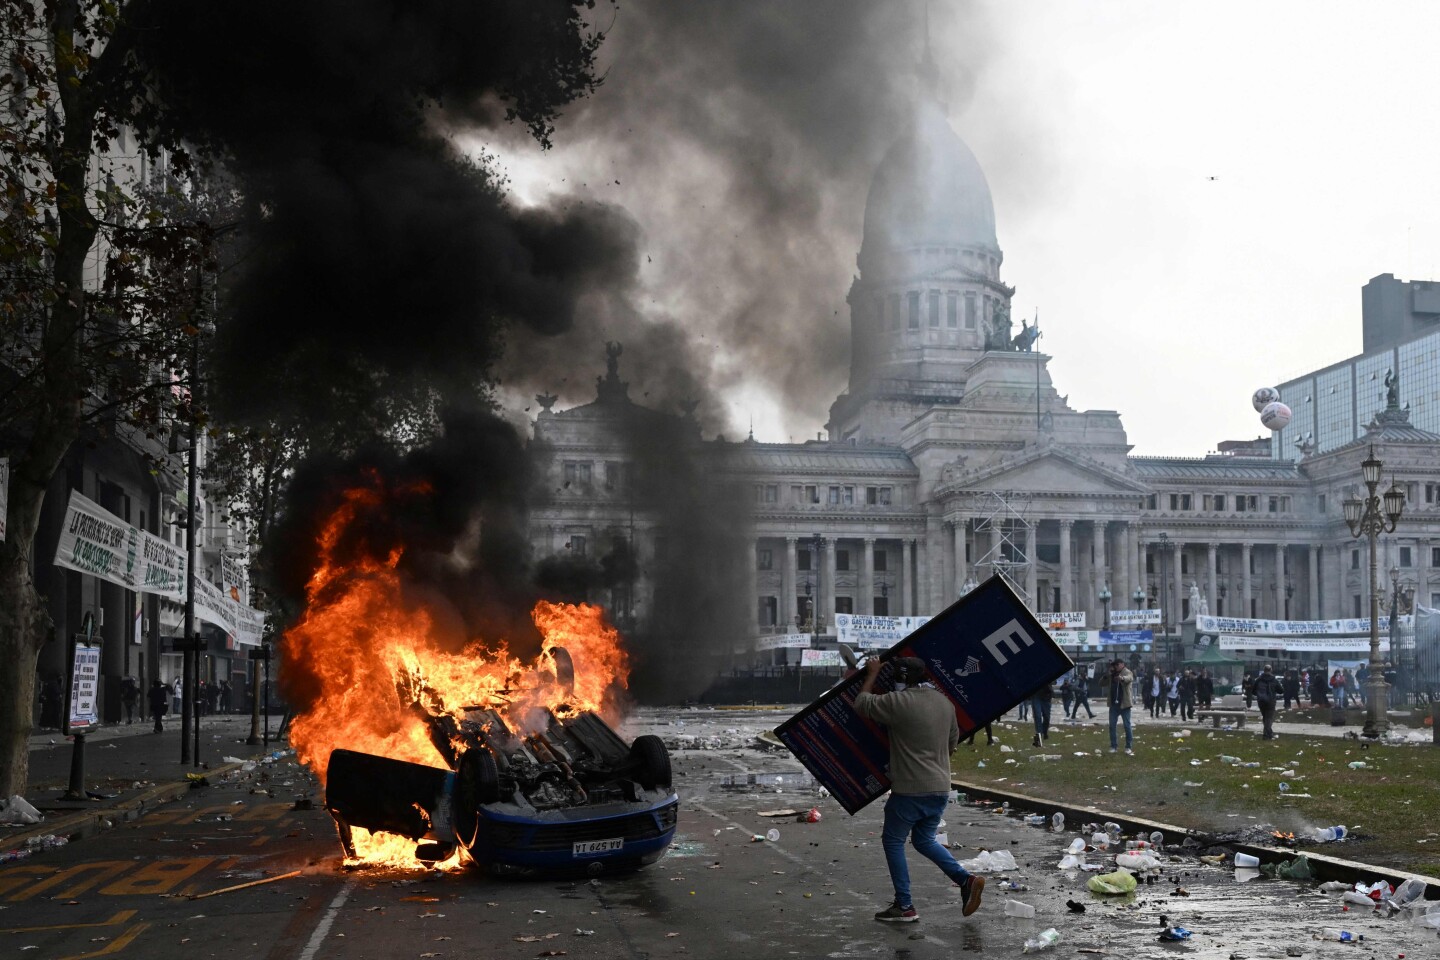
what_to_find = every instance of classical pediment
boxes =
[938,446,1149,498]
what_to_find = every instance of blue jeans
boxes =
[1108,705,1132,749]
[1031,696,1051,739]
[882,793,969,907]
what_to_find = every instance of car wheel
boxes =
[550,645,576,698]
[454,748,500,849]
[630,734,671,790]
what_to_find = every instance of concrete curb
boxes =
[951,776,1440,895]
[4,759,250,852]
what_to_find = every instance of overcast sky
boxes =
[481,1,1440,457]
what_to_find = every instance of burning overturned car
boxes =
[323,649,678,876]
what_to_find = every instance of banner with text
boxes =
[833,614,932,650]
[1036,611,1086,629]
[800,649,845,667]
[53,488,264,645]
[1197,615,1409,636]
[756,633,813,651]
[1110,608,1161,625]
[1218,634,1389,653]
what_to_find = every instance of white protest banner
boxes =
[1218,634,1388,653]
[138,530,187,600]
[834,614,931,650]
[54,490,139,589]
[1197,615,1409,637]
[1109,608,1160,625]
[1036,611,1086,629]
[67,641,101,733]
[0,457,8,542]
[1047,629,1093,646]
[192,574,237,635]
[801,649,845,668]
[222,554,248,605]
[233,602,266,647]
[757,633,812,651]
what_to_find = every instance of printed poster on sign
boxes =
[1109,608,1160,625]
[756,633,812,651]
[776,576,1072,815]
[800,649,845,668]
[66,641,101,734]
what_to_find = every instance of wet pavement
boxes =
[2,705,1437,959]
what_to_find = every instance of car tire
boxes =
[454,748,500,849]
[630,734,671,790]
[550,645,576,698]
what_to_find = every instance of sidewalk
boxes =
[1003,702,1428,742]
[4,711,288,853]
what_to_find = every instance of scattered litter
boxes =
[1023,928,1060,953]
[957,849,1018,873]
[188,869,302,900]
[1065,899,1086,913]
[0,796,42,825]
[1086,869,1138,895]
[1260,855,1313,880]
[1159,926,1191,942]
[23,834,67,851]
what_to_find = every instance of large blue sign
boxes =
[775,576,1074,815]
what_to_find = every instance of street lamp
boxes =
[1132,586,1145,608]
[1386,566,1416,708]
[1099,584,1112,629]
[1342,446,1405,738]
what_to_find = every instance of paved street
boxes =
[2,706,1433,960]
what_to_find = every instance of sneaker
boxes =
[958,874,985,916]
[1032,734,1041,747]
[874,902,918,923]
[1125,748,1134,756]
[1109,748,1117,754]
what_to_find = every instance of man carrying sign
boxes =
[855,657,984,922]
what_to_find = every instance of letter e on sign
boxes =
[980,619,1036,667]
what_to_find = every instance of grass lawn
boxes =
[950,719,1440,874]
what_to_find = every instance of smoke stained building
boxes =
[526,85,1440,672]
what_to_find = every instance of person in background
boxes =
[1166,672,1180,717]
[1141,667,1155,716]
[855,656,984,923]
[1254,663,1281,740]
[1282,668,1301,710]
[120,675,139,724]
[1071,668,1095,720]
[1107,658,1134,755]
[1149,670,1163,719]
[1031,680,1053,746]
[1383,662,1399,708]
[1197,669,1214,710]
[1177,670,1196,722]
[148,679,169,734]
[1330,669,1347,708]
[1354,663,1369,707]
[171,677,183,715]
[1059,676,1074,720]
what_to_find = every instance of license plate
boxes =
[573,838,623,856]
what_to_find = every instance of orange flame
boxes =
[281,480,631,868]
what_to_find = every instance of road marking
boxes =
[57,921,150,960]
[297,881,353,960]
[0,908,136,934]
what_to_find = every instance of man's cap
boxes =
[894,656,927,684]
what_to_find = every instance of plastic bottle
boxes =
[1067,838,1086,854]
[1004,899,1036,918]
[1149,831,1164,849]
[1022,929,1060,953]
[1001,880,1029,892]
[1051,812,1065,831]
[1348,761,1368,769]
[1219,755,1241,764]
[1313,825,1348,842]
[1090,832,1110,849]
[1024,814,1047,827]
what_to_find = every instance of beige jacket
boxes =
[854,686,959,794]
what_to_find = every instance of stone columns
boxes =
[1172,539,1184,623]
[749,539,761,628]
[1138,539,1149,604]
[822,537,835,634]
[1206,542,1218,615]
[1241,542,1253,619]
[918,531,932,615]
[953,519,968,601]
[1024,523,1037,609]
[901,539,914,617]
[784,537,798,629]
[1094,520,1109,618]
[1059,520,1073,611]
[862,538,876,616]
[1274,543,1285,619]
[1309,544,1321,620]
[924,516,942,615]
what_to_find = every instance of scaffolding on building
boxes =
[956,490,1035,608]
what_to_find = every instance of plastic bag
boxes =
[958,849,1019,873]
[1260,854,1314,880]
[1115,852,1162,872]
[1086,868,1138,894]
[0,795,42,825]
